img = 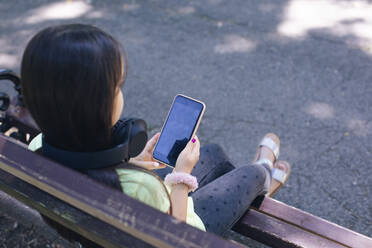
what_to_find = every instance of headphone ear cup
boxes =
[111,118,148,158]
[128,119,147,157]
[111,119,130,146]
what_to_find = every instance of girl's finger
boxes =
[158,163,166,169]
[183,137,195,153]
[131,160,162,170]
[191,135,200,153]
[146,133,161,150]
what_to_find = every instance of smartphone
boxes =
[153,94,206,167]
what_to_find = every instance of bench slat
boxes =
[0,134,244,248]
[0,171,150,248]
[255,197,372,248]
[234,210,347,248]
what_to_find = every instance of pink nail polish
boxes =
[192,138,196,143]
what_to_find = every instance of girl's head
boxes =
[21,24,127,152]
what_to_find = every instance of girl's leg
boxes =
[154,144,235,189]
[191,144,235,189]
[192,162,271,236]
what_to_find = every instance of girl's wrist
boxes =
[173,166,192,174]
[171,183,189,192]
[164,172,199,192]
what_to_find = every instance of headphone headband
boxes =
[41,118,147,170]
[42,135,129,170]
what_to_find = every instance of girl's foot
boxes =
[253,133,280,170]
[267,160,291,197]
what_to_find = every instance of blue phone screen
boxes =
[153,95,203,167]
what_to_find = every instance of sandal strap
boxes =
[254,158,273,171]
[272,168,287,184]
[260,137,280,160]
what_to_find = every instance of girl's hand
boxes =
[129,132,166,170]
[174,136,200,174]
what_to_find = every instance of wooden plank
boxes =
[0,190,67,243]
[254,197,372,248]
[0,169,158,248]
[233,210,347,248]
[0,134,244,248]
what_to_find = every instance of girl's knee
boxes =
[201,144,227,162]
[202,143,223,153]
[236,164,267,185]
[199,144,232,170]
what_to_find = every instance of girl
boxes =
[22,24,290,242]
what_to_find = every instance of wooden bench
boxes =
[0,71,371,247]
[0,134,244,248]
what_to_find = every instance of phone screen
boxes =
[153,95,204,167]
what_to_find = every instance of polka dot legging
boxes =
[154,144,271,236]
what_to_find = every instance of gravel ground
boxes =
[0,0,371,247]
[0,213,72,248]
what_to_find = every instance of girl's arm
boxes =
[170,183,189,221]
[169,136,200,221]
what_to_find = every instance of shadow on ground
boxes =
[0,0,371,247]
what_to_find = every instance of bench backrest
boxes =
[0,134,244,248]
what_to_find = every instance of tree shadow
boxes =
[0,0,371,247]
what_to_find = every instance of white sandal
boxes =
[269,160,291,197]
[253,134,280,171]
[252,134,290,196]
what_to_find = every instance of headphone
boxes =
[42,118,148,170]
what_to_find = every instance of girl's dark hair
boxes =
[21,24,172,207]
[21,24,127,152]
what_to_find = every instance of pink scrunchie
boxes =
[164,172,199,192]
